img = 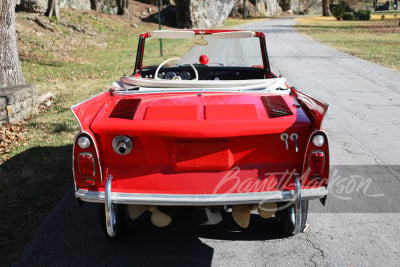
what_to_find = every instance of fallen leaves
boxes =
[0,122,27,163]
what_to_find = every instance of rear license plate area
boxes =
[173,140,233,171]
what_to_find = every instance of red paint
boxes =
[144,105,198,120]
[173,140,233,171]
[290,88,329,130]
[204,104,258,120]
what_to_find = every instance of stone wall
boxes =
[231,0,282,17]
[59,0,91,10]
[16,0,47,13]
[176,0,237,28]
[0,85,38,124]
[17,0,91,13]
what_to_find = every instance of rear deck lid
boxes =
[90,93,311,137]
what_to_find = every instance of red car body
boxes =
[72,29,329,237]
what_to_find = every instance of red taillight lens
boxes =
[310,151,325,177]
[78,153,95,178]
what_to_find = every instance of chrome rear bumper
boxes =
[86,175,326,237]
[76,183,327,206]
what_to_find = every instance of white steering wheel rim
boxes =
[154,57,199,80]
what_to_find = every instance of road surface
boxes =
[18,19,400,266]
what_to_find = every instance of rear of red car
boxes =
[72,89,329,236]
[72,29,329,237]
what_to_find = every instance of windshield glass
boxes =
[141,33,264,68]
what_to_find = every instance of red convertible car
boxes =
[72,29,329,238]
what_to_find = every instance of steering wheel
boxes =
[154,57,199,80]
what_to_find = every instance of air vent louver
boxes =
[109,99,141,120]
[261,95,293,118]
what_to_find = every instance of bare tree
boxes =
[0,0,25,88]
[45,0,60,21]
[90,0,97,11]
[117,0,129,16]
[322,0,330,16]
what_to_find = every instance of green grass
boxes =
[0,9,194,265]
[296,15,400,70]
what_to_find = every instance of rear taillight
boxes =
[303,131,329,186]
[74,133,101,188]
[309,151,325,177]
[78,153,95,178]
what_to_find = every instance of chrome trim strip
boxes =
[75,187,327,206]
[112,87,291,96]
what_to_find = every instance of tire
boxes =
[99,203,128,238]
[276,200,308,234]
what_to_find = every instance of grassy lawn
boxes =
[296,14,400,70]
[0,9,196,265]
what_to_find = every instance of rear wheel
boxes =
[99,203,128,238]
[276,200,308,234]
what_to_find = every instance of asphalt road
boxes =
[18,19,400,266]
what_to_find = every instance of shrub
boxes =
[332,5,345,20]
[343,12,355,21]
[356,9,371,21]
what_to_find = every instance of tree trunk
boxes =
[117,0,129,16]
[322,0,330,16]
[45,0,60,21]
[243,0,247,19]
[90,0,97,11]
[0,0,25,88]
